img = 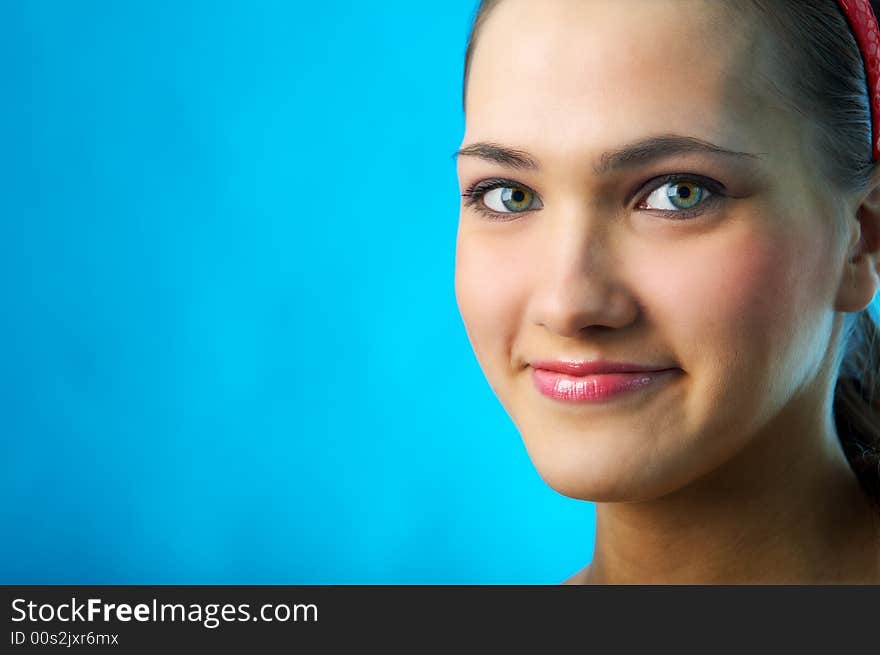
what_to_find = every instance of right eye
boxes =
[461,178,544,221]
[481,185,541,213]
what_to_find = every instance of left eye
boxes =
[481,185,542,213]
[641,181,710,211]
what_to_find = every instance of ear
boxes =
[834,172,880,313]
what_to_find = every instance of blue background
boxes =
[1,1,594,583]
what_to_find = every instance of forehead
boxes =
[465,0,775,159]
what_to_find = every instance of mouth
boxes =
[528,359,681,403]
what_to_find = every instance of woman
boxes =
[454,0,880,583]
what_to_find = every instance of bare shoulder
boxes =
[561,564,591,585]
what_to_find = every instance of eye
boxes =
[462,178,543,220]
[482,185,540,213]
[637,175,721,215]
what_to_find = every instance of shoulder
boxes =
[561,564,591,585]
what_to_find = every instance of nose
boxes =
[529,210,639,337]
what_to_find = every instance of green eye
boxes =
[642,180,710,212]
[667,182,702,209]
[501,186,534,211]
[483,185,539,213]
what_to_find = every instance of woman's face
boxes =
[455,0,852,501]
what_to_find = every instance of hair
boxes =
[461,0,880,505]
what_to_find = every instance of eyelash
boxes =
[461,174,727,222]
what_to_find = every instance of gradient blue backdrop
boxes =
[1,1,595,583]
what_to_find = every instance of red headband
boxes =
[837,0,880,160]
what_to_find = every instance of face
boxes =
[455,0,852,502]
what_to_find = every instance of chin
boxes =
[522,434,708,504]
[547,477,673,504]
[534,463,661,503]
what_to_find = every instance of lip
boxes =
[529,359,674,375]
[529,359,680,403]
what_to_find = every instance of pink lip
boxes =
[529,360,679,403]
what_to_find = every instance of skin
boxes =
[454,0,880,583]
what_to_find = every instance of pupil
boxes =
[677,186,691,199]
[512,190,525,202]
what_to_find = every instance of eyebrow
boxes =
[452,142,540,169]
[452,135,765,174]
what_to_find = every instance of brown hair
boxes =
[460,0,880,504]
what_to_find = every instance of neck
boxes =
[583,396,880,584]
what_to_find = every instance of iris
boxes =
[500,186,535,211]
[667,182,702,209]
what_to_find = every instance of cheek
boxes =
[634,224,832,394]
[639,234,781,339]
[454,229,527,374]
